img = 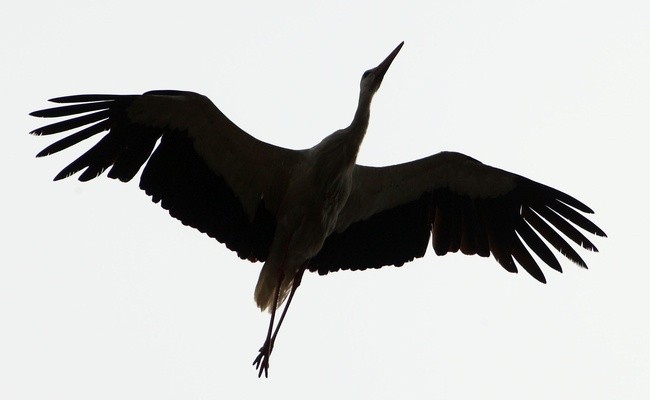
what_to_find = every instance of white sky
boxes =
[2,1,649,399]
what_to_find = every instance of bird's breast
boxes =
[275,162,353,252]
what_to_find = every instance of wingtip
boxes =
[48,94,119,103]
[53,168,76,181]
[48,96,72,103]
[574,258,588,270]
[525,264,547,284]
[585,224,607,239]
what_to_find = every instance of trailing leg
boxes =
[252,266,305,378]
[253,272,283,378]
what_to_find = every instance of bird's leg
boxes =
[253,272,283,378]
[268,266,305,348]
[252,266,306,378]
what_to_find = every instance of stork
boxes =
[30,42,605,377]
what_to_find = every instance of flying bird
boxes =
[30,42,605,377]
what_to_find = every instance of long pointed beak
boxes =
[373,41,404,80]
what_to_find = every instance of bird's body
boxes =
[256,69,375,311]
[30,42,605,377]
[255,133,356,310]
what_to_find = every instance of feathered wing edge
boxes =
[310,152,606,282]
[30,91,301,263]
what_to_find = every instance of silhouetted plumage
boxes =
[30,42,605,377]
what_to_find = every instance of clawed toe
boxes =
[253,343,272,378]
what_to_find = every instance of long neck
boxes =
[347,88,374,148]
[311,88,375,182]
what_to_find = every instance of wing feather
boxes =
[511,234,545,283]
[310,151,605,281]
[36,121,111,157]
[515,218,562,272]
[31,110,111,136]
[31,91,303,262]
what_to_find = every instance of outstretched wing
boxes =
[310,151,606,282]
[31,90,304,262]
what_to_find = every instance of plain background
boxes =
[2,1,648,399]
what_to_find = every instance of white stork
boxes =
[30,42,605,377]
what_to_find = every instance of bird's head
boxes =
[360,41,404,94]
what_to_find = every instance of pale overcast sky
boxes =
[2,1,649,399]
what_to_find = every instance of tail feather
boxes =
[254,262,293,312]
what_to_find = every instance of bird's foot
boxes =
[252,340,273,378]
